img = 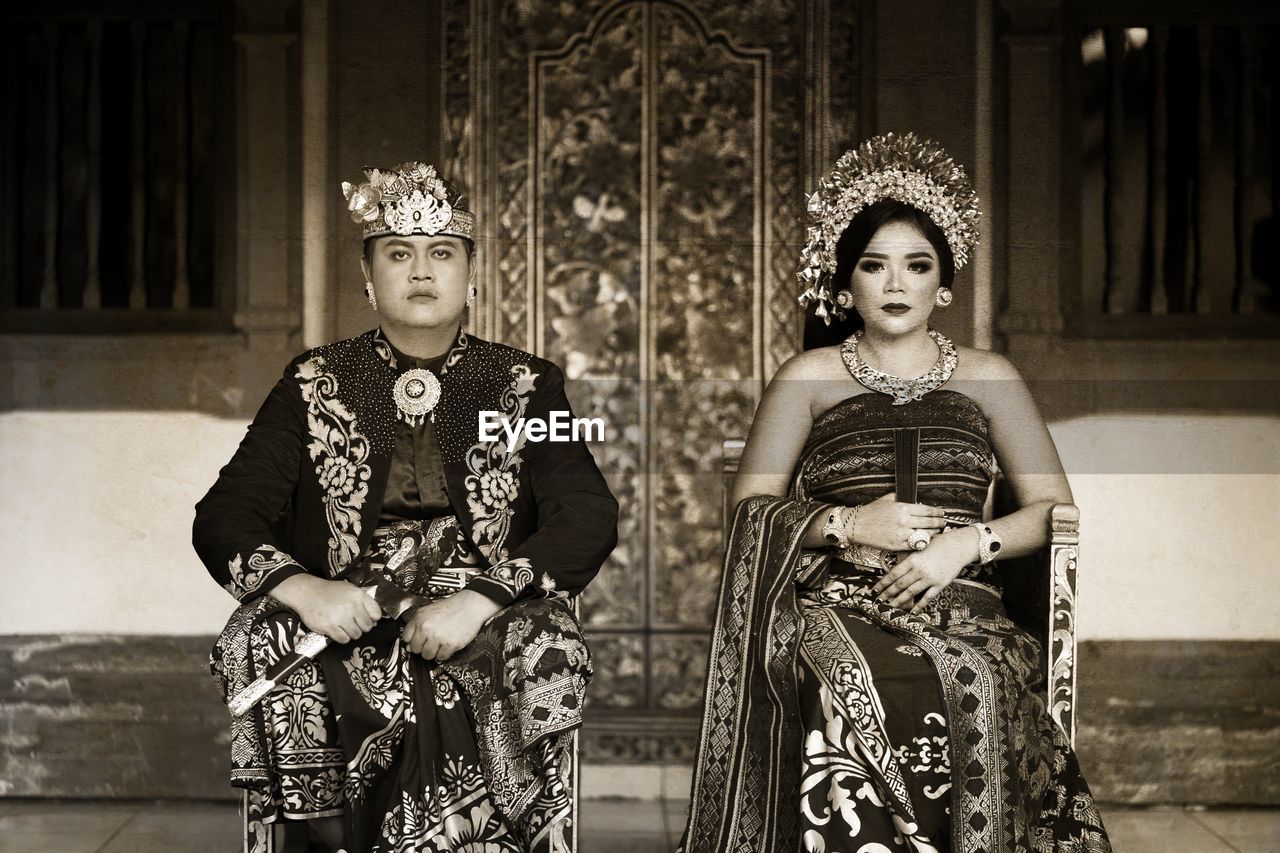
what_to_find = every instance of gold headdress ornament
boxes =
[341,161,475,241]
[797,132,980,323]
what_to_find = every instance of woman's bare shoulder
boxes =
[953,345,1023,382]
[774,345,846,381]
[766,346,858,420]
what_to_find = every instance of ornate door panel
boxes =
[443,0,861,760]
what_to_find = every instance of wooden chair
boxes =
[720,439,1081,745]
[240,603,584,852]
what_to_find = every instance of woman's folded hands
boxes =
[871,526,981,613]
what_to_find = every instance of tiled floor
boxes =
[0,799,1276,852]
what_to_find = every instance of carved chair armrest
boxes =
[1047,502,1080,747]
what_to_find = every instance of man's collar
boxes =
[372,326,469,374]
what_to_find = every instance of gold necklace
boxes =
[840,328,957,405]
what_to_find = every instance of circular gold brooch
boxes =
[393,368,441,426]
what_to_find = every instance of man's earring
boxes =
[366,282,378,311]
[465,285,477,307]
[935,288,952,307]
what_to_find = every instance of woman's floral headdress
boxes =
[341,161,475,241]
[798,132,980,322]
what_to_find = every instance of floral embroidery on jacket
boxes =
[297,356,372,576]
[372,327,470,374]
[481,557,537,602]
[442,330,470,371]
[372,332,397,371]
[224,545,298,599]
[463,364,537,563]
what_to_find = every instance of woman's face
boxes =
[362,235,472,330]
[848,219,941,336]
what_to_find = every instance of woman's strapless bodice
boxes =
[796,389,994,517]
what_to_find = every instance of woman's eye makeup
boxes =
[857,258,935,273]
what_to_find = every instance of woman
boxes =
[195,162,618,852]
[679,134,1110,853]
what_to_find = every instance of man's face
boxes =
[362,235,472,330]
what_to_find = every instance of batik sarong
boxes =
[211,517,589,852]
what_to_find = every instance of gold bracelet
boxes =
[969,522,1004,564]
[844,505,861,545]
[821,507,849,548]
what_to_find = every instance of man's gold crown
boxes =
[341,162,475,241]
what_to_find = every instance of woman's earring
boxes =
[834,289,855,310]
[365,282,378,311]
[465,285,477,307]
[935,288,953,307]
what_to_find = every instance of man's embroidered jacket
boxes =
[193,329,619,607]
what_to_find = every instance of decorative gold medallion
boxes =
[393,368,441,426]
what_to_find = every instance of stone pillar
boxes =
[301,0,333,349]
[997,0,1066,374]
[232,0,300,351]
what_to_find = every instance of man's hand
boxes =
[401,590,503,661]
[271,574,383,643]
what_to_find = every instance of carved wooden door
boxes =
[443,0,862,761]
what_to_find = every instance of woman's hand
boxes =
[271,575,383,643]
[849,492,946,551]
[401,590,503,661]
[871,526,980,612]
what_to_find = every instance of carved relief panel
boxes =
[443,0,861,754]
